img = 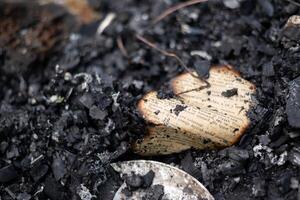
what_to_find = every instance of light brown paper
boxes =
[134,65,256,156]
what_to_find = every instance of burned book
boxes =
[134,65,258,155]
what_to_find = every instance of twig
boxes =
[152,0,208,24]
[136,34,195,77]
[284,0,300,7]
[135,34,210,90]
[117,36,128,57]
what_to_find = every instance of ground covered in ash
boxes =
[0,0,300,199]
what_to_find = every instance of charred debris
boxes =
[0,0,300,199]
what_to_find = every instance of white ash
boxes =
[77,184,95,200]
[49,95,64,103]
[112,92,120,108]
[190,50,212,61]
[74,73,93,92]
[105,118,115,133]
[132,80,144,90]
[253,144,287,166]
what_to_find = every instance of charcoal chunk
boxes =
[262,62,275,77]
[30,164,49,182]
[17,193,31,200]
[289,147,300,167]
[227,147,249,162]
[89,105,108,120]
[125,173,143,190]
[277,173,292,194]
[142,185,164,200]
[218,160,245,176]
[258,0,274,17]
[252,177,266,197]
[44,176,64,200]
[142,170,155,188]
[52,154,66,181]
[286,77,300,128]
[181,152,202,180]
[193,59,211,78]
[78,93,94,108]
[0,165,18,183]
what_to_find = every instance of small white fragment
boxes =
[55,64,63,74]
[212,41,222,47]
[70,33,81,41]
[52,131,60,142]
[253,144,272,158]
[132,80,143,89]
[274,115,283,126]
[74,73,93,91]
[49,95,64,103]
[105,118,115,133]
[190,50,212,61]
[112,92,120,108]
[285,15,300,26]
[77,184,95,200]
[290,177,299,189]
[64,72,72,81]
[97,13,116,35]
[181,24,192,34]
[30,98,37,105]
[223,0,240,9]
[276,151,288,166]
[253,144,287,166]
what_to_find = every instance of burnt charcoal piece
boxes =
[181,152,202,180]
[286,76,300,128]
[17,193,31,200]
[89,105,108,120]
[0,165,18,183]
[193,59,211,78]
[0,0,300,199]
[0,2,73,75]
[258,0,274,17]
[277,172,292,194]
[142,184,164,200]
[125,173,144,190]
[252,177,266,197]
[221,147,249,162]
[78,93,94,108]
[142,170,155,188]
[97,166,123,200]
[221,88,238,97]
[262,62,275,77]
[289,147,300,167]
[30,164,49,182]
[282,16,300,48]
[52,154,66,181]
[218,160,245,176]
[44,176,65,200]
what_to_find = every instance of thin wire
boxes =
[135,34,211,92]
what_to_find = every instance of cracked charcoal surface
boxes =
[0,0,300,200]
[286,76,300,128]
